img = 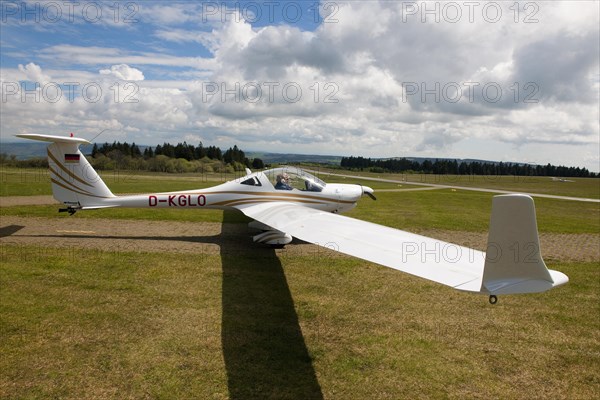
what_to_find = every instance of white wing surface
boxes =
[237,202,486,292]
[236,195,568,296]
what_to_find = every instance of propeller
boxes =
[361,185,376,200]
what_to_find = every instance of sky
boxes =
[1,0,599,171]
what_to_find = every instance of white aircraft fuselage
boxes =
[104,177,364,214]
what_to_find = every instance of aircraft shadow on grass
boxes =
[220,210,323,399]
[11,212,324,399]
[0,225,25,238]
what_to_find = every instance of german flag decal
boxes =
[64,154,80,163]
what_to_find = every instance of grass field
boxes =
[315,168,600,199]
[1,168,599,399]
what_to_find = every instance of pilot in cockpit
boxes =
[275,173,293,190]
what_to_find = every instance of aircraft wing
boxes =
[236,202,485,292]
[236,195,569,296]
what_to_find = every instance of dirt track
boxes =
[0,195,57,207]
[0,216,597,263]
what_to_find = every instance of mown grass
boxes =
[0,246,228,399]
[1,244,598,399]
[399,173,600,199]
[1,168,599,399]
[345,189,600,234]
[284,257,599,399]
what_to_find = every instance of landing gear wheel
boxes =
[270,244,286,249]
[489,295,498,305]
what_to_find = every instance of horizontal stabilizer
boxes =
[16,133,90,145]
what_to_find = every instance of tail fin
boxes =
[16,134,114,208]
[482,194,568,295]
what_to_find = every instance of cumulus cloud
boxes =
[100,64,145,81]
[2,1,599,170]
[17,63,51,84]
[512,31,600,103]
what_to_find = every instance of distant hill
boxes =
[1,142,52,159]
[0,141,541,168]
[384,156,529,166]
[245,151,343,164]
[0,142,139,159]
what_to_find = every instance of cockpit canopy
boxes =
[263,167,326,192]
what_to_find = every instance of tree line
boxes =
[340,156,596,178]
[92,141,247,164]
[2,141,265,173]
[89,141,265,172]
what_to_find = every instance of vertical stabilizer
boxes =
[16,134,114,207]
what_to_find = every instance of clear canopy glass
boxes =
[262,167,326,192]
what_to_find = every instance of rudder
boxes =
[16,134,114,207]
